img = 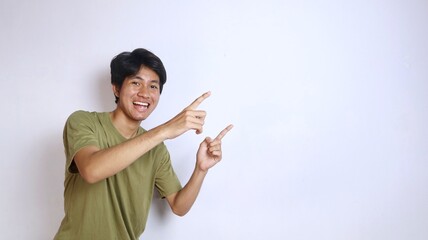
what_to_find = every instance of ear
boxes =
[112,84,120,98]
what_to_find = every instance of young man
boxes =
[54,48,233,239]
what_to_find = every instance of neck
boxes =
[109,110,141,139]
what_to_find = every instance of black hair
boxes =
[110,48,167,103]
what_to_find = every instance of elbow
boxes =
[81,175,100,184]
[79,168,103,184]
[170,202,190,217]
[167,191,194,217]
[172,208,188,217]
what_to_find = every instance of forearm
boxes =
[76,125,167,183]
[169,167,208,216]
[168,124,232,216]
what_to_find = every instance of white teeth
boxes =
[134,102,149,106]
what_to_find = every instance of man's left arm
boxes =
[166,124,233,216]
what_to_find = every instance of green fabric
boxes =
[54,111,182,240]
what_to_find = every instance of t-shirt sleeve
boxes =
[63,111,99,173]
[154,145,182,198]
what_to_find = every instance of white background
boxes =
[1,0,427,239]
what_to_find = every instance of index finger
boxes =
[186,91,211,110]
[215,124,234,140]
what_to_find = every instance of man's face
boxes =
[114,66,161,122]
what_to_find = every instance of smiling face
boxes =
[113,66,161,124]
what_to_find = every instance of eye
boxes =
[131,81,140,86]
[150,85,159,89]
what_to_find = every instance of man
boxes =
[54,48,233,239]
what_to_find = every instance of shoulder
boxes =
[66,110,104,124]
[64,111,106,134]
[68,110,96,119]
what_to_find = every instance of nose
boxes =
[137,86,150,98]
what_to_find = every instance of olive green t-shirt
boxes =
[54,111,182,240]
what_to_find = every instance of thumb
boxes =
[200,137,211,147]
[205,137,212,143]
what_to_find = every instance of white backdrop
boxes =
[1,0,427,239]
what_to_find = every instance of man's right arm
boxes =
[74,126,166,183]
[74,91,211,184]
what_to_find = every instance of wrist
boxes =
[195,164,209,176]
[150,124,169,141]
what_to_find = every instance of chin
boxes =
[134,113,151,121]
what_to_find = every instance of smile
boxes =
[133,101,149,108]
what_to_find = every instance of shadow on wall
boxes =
[96,69,116,112]
[38,131,67,238]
